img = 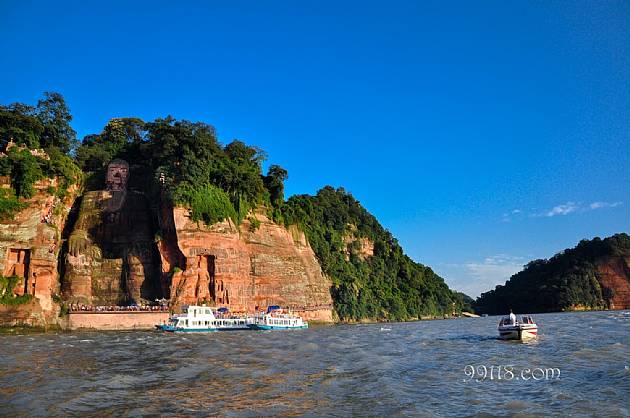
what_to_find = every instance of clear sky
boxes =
[2,1,629,297]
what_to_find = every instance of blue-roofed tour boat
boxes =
[248,306,309,330]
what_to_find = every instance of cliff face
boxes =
[595,256,630,310]
[159,207,333,321]
[59,181,333,321]
[0,177,77,326]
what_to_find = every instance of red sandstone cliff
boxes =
[159,207,334,322]
[0,177,78,326]
[595,256,630,310]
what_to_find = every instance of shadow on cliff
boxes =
[98,190,164,304]
[57,195,83,292]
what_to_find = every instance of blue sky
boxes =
[1,1,629,296]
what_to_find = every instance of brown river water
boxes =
[1,310,629,417]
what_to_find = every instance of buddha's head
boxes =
[105,159,130,191]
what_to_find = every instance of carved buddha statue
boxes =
[64,158,160,305]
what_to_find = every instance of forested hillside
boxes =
[282,187,466,320]
[475,233,630,314]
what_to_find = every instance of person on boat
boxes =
[509,309,516,325]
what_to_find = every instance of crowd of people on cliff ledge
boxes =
[67,303,333,313]
[68,304,169,312]
[284,304,333,312]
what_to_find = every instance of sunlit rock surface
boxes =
[159,207,333,321]
[0,177,77,326]
[596,256,630,310]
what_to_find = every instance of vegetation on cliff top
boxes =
[75,116,282,226]
[474,233,630,314]
[0,93,81,215]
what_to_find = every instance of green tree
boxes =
[147,117,224,192]
[0,103,44,148]
[7,148,44,198]
[75,117,147,171]
[36,92,78,153]
[264,164,288,207]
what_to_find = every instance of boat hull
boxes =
[248,324,308,330]
[216,326,251,331]
[498,325,538,340]
[156,324,217,333]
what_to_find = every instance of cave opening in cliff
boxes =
[200,254,220,302]
[4,249,31,295]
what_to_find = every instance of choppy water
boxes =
[1,311,629,417]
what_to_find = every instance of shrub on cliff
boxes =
[174,183,238,226]
[40,147,82,189]
[0,275,33,306]
[0,147,80,200]
[6,148,44,198]
[248,216,261,232]
[0,189,27,220]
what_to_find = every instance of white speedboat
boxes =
[498,315,538,340]
[248,306,308,330]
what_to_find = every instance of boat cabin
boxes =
[499,315,535,326]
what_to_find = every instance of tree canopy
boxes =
[0,93,81,206]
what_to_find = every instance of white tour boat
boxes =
[156,305,254,332]
[211,307,254,331]
[156,305,218,333]
[497,315,538,340]
[248,306,308,330]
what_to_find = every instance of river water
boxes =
[1,310,629,417]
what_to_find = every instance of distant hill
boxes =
[474,233,630,314]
